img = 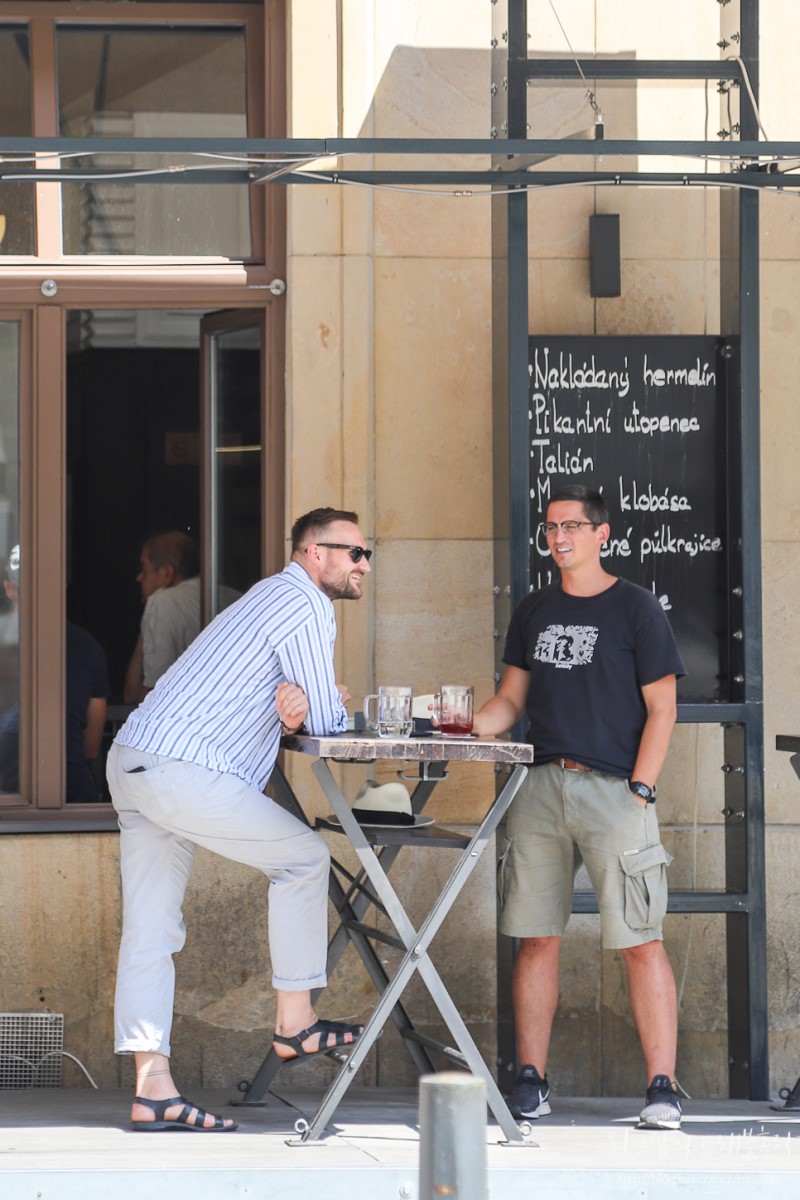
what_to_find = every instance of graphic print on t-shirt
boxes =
[533,624,599,670]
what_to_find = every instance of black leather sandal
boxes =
[132,1094,238,1132]
[273,1018,363,1060]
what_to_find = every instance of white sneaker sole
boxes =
[511,1098,551,1120]
[637,1114,681,1131]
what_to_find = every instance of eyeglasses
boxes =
[316,542,373,563]
[538,521,599,536]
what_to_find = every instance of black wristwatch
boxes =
[629,780,656,804]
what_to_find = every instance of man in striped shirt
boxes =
[107,508,371,1132]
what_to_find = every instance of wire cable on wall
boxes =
[545,0,602,122]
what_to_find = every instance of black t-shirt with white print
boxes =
[503,577,686,777]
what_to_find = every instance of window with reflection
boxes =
[0,322,20,797]
[207,322,263,611]
[0,25,35,255]
[57,25,251,256]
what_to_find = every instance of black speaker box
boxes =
[589,213,621,297]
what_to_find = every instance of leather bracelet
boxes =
[280,720,306,736]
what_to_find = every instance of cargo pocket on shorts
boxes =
[619,843,672,932]
[497,835,512,907]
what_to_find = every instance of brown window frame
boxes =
[0,0,269,264]
[0,1,286,830]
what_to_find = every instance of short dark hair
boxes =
[143,531,200,580]
[548,485,609,526]
[291,507,360,554]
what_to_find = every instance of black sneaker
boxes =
[638,1074,682,1130]
[505,1064,551,1119]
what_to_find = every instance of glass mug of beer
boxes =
[364,685,414,738]
[434,684,474,737]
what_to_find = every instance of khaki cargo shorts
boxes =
[497,761,672,950]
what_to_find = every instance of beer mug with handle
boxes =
[434,685,474,737]
[364,685,414,738]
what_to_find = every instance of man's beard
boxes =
[321,578,361,601]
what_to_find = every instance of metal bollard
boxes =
[419,1072,488,1200]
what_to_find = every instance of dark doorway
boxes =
[66,310,204,701]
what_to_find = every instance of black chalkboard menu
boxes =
[528,336,730,704]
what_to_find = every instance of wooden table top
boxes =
[280,730,534,765]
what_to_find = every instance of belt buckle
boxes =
[560,758,580,772]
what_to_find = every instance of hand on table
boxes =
[276,682,309,733]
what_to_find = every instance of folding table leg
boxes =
[321,861,437,1076]
[307,762,443,1074]
[236,764,436,1103]
[290,762,532,1144]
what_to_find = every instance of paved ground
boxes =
[2,1086,800,1199]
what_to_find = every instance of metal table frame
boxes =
[239,732,533,1144]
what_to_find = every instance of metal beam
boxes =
[1,168,799,190]
[573,891,753,915]
[526,59,744,81]
[0,136,799,158]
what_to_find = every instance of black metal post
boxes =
[492,0,530,1086]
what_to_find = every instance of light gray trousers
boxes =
[107,742,330,1056]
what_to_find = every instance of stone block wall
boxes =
[1,0,799,1102]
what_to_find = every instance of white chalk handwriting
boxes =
[638,526,723,563]
[619,478,692,513]
[530,439,594,476]
[623,401,700,435]
[530,348,630,398]
[642,355,716,389]
[530,394,613,437]
[527,339,725,631]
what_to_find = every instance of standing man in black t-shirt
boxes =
[473,485,686,1130]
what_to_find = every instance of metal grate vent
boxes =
[0,1012,64,1088]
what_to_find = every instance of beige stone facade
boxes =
[1,0,799,1102]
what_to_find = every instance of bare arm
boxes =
[276,681,351,732]
[123,634,147,705]
[630,674,678,793]
[84,697,107,761]
[471,665,530,737]
[276,681,309,732]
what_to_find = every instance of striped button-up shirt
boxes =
[116,561,348,791]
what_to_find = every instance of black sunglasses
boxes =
[316,542,373,563]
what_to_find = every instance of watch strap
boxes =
[629,779,656,803]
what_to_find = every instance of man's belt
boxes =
[557,758,593,772]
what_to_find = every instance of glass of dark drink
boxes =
[435,685,474,737]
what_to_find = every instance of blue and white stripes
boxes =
[116,562,348,791]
